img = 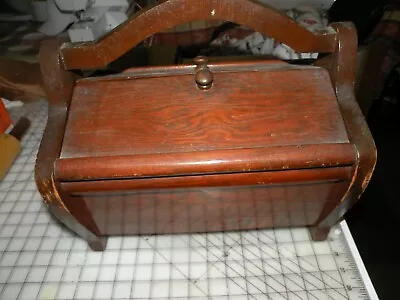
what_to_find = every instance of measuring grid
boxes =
[0,100,376,299]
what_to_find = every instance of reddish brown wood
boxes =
[61,67,349,159]
[61,167,352,193]
[71,180,349,235]
[84,60,297,80]
[55,144,355,181]
[34,40,106,251]
[314,23,377,229]
[59,0,336,70]
[61,168,351,236]
[34,1,376,250]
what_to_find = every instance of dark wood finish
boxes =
[34,40,106,251]
[314,23,377,229]
[56,144,355,181]
[60,168,351,238]
[61,167,353,193]
[34,1,376,251]
[81,60,306,80]
[61,67,349,158]
[59,0,336,70]
[72,180,349,235]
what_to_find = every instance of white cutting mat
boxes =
[0,101,377,300]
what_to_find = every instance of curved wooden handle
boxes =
[60,0,337,70]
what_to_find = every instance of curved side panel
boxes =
[35,39,106,251]
[315,23,377,231]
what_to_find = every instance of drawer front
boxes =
[66,180,349,235]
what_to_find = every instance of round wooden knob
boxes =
[195,69,213,90]
[194,56,213,90]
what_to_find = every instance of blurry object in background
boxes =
[0,99,31,180]
[0,99,12,133]
[328,0,388,44]
[368,65,400,124]
[355,40,391,116]
[0,19,55,61]
[0,0,33,21]
[353,0,400,116]
[3,0,32,14]
[0,58,46,102]
[39,0,135,40]
[208,5,328,60]
[0,116,30,180]
[37,0,78,36]
[31,0,49,22]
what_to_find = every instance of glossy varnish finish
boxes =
[55,144,355,181]
[60,167,353,193]
[61,67,349,158]
[35,40,106,250]
[313,23,377,231]
[35,0,376,251]
[76,180,350,235]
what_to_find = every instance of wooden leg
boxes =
[47,205,107,251]
[88,236,108,251]
[309,226,331,241]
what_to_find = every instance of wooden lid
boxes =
[57,61,354,181]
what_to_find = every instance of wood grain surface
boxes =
[34,0,375,248]
[61,67,349,159]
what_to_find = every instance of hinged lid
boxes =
[56,60,355,181]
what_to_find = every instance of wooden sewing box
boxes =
[35,0,376,250]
